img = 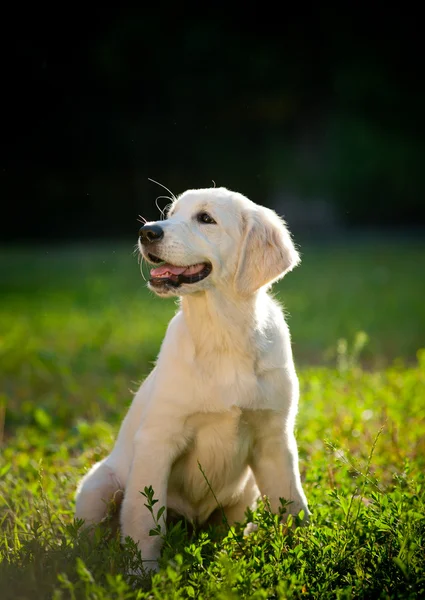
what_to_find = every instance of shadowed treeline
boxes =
[1,8,424,241]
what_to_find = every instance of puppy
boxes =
[75,187,309,571]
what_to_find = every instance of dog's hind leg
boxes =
[75,460,122,526]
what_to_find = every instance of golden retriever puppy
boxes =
[75,187,309,571]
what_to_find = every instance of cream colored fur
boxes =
[75,187,309,572]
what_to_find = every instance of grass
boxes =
[0,239,424,599]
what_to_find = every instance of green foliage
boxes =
[0,242,424,598]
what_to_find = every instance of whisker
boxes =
[140,254,148,282]
[137,215,147,225]
[148,177,177,201]
[134,243,147,282]
[155,195,172,220]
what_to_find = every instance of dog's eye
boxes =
[197,212,216,224]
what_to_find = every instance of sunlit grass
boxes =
[0,241,424,598]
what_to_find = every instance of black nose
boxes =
[139,224,164,244]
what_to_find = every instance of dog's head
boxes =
[139,187,300,298]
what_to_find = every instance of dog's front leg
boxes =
[120,422,184,572]
[249,410,309,522]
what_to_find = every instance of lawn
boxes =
[0,239,424,599]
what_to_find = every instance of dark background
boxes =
[1,7,424,242]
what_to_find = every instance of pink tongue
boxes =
[150,263,204,278]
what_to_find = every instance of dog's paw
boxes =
[243,522,258,536]
[129,561,159,575]
[284,502,311,526]
[127,561,159,587]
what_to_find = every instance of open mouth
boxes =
[147,253,212,288]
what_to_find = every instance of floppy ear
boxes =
[234,207,300,296]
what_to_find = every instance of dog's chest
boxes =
[158,311,269,411]
[186,348,259,410]
[187,407,250,462]
[168,407,251,508]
